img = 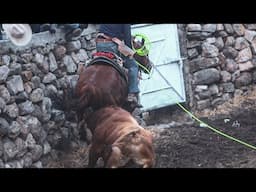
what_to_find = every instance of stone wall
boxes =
[0,24,98,168]
[185,24,256,110]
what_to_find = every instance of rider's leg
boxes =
[124,58,140,104]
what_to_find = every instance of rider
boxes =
[95,24,141,106]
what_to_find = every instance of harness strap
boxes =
[87,56,128,83]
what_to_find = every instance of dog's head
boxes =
[110,127,155,168]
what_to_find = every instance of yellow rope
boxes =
[135,61,153,80]
[176,102,256,150]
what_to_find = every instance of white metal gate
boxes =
[131,24,186,111]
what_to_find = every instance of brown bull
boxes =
[72,59,134,131]
[60,46,152,142]
[75,64,127,112]
[87,106,155,168]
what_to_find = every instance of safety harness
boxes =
[88,52,128,83]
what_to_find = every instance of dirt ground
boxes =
[46,86,256,168]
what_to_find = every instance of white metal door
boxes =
[131,24,186,111]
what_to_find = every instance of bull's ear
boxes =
[77,63,85,74]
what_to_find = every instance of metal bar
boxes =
[131,24,153,29]
[150,38,165,43]
[154,57,188,66]
[142,87,173,95]
[153,62,185,101]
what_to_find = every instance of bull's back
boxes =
[75,65,127,109]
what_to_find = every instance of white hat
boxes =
[2,24,32,46]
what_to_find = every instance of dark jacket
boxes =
[99,24,132,48]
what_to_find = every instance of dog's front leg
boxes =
[105,146,122,168]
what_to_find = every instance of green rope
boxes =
[135,61,153,79]
[176,102,256,150]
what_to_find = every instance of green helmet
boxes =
[132,33,151,56]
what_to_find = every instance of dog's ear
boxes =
[125,129,139,137]
[131,132,137,137]
[130,130,142,144]
[122,130,140,143]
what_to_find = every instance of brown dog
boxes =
[87,106,155,168]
